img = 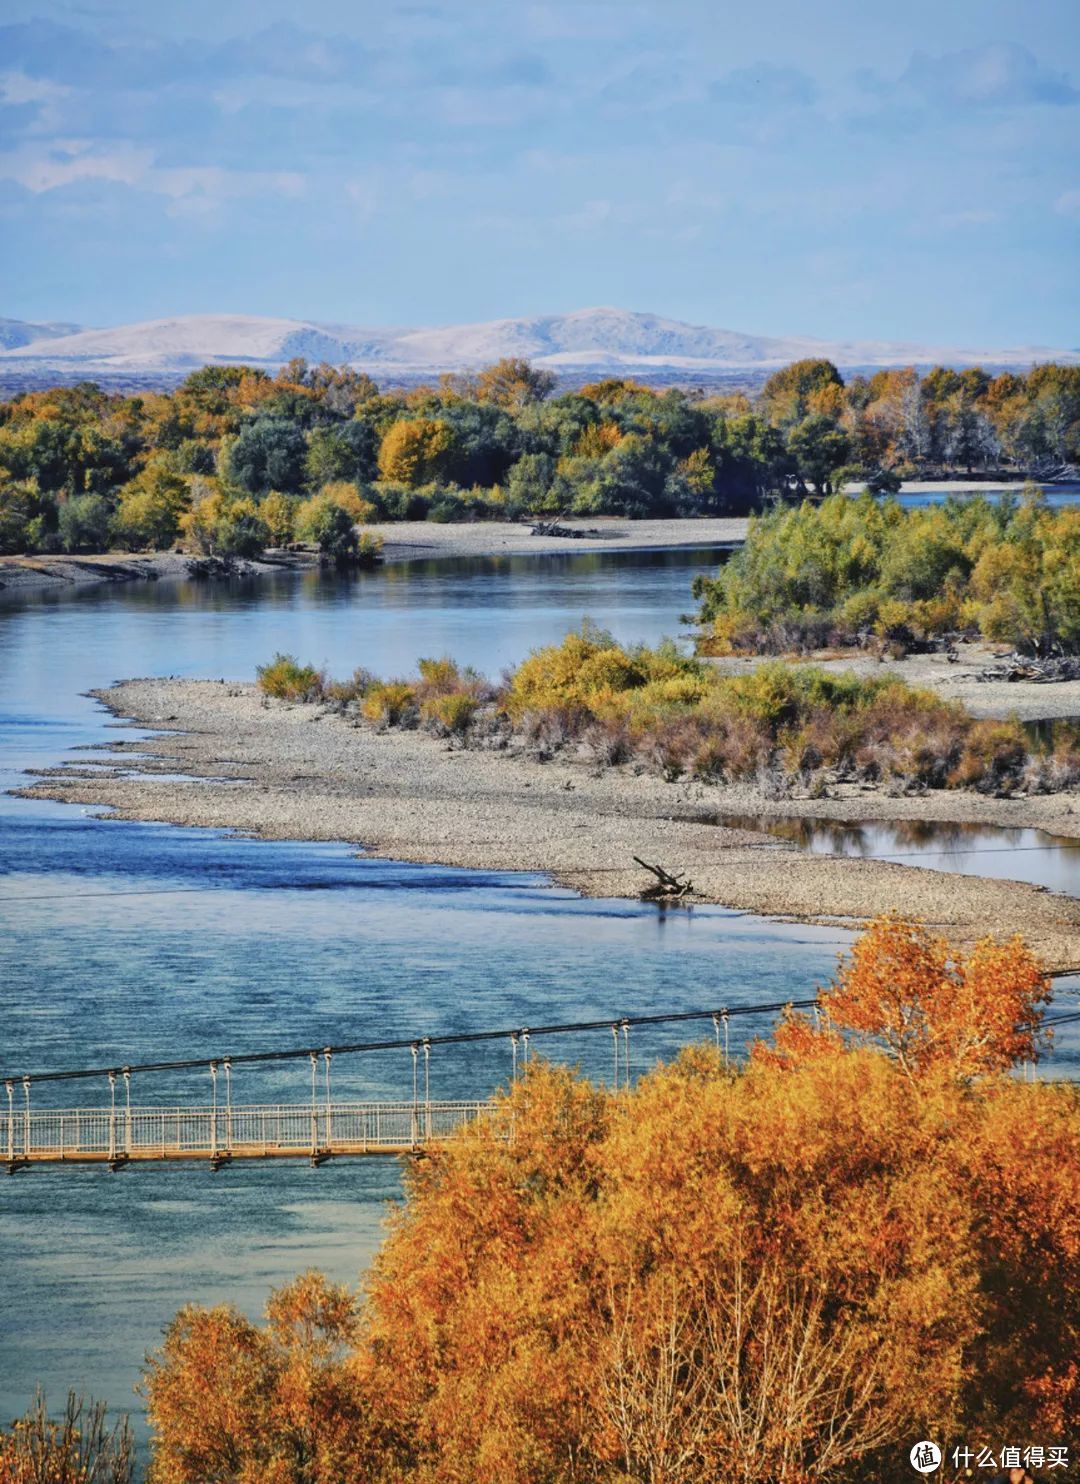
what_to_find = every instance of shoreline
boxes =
[17,676,1080,972]
[0,548,320,596]
[0,519,746,597]
[5,474,1078,595]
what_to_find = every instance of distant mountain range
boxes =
[0,307,1075,378]
[0,317,83,351]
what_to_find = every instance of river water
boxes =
[0,547,1076,1439]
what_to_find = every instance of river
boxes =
[0,547,1076,1441]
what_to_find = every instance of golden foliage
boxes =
[141,922,1078,1483]
[377,418,454,487]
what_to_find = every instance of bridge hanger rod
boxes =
[7,1001,1075,1090]
[5,998,824,1087]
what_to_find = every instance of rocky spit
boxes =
[18,675,1080,972]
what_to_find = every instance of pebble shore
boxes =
[20,676,1080,972]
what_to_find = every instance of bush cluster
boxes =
[694,488,1080,656]
[257,628,1080,796]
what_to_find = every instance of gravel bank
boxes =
[19,678,1080,971]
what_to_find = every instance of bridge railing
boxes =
[5,1100,491,1164]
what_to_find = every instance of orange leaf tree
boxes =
[141,920,1077,1483]
[814,914,1051,1079]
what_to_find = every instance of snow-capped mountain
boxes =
[0,317,84,351]
[0,307,1073,375]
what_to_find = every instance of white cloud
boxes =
[1054,189,1080,219]
[0,143,152,192]
[0,142,305,203]
[0,70,70,106]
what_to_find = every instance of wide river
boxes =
[0,547,1076,1441]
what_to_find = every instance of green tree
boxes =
[110,465,190,550]
[788,414,851,495]
[227,417,307,493]
[58,493,111,552]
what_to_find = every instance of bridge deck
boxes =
[5,1100,491,1171]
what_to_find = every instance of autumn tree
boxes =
[142,922,1077,1483]
[761,358,844,426]
[811,915,1051,1079]
[145,1274,372,1484]
[376,417,454,487]
[475,357,556,411]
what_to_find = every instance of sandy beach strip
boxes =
[17,676,1080,971]
[0,549,320,596]
[368,517,747,562]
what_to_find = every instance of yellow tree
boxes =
[376,418,454,487]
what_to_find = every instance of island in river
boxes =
[20,642,1080,972]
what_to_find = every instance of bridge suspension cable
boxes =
[4,998,831,1087]
[4,1000,1076,1091]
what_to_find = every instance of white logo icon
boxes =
[910,1441,942,1473]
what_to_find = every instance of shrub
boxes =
[360,681,417,725]
[421,690,480,736]
[256,653,326,702]
[0,1390,134,1483]
[266,630,1063,796]
[213,498,270,558]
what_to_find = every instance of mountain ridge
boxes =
[1,307,1074,375]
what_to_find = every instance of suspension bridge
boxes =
[5,1001,1077,1174]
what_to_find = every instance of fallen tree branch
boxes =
[633,857,694,900]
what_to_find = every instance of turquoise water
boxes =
[0,548,1075,1441]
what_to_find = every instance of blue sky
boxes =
[1,0,1078,345]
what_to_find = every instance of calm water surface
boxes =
[0,547,1076,1440]
[712,815,1080,895]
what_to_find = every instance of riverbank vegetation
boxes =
[0,1390,134,1482]
[257,628,1080,796]
[0,355,1076,556]
[694,489,1080,657]
[126,918,1075,1483]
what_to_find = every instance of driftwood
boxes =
[972,654,1080,684]
[530,518,586,539]
[633,857,694,901]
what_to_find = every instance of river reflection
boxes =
[713,813,1080,895]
